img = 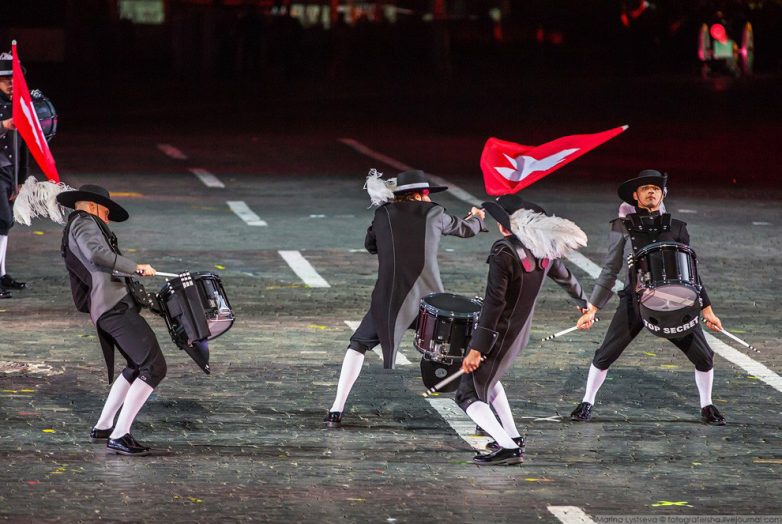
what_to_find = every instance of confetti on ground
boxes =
[215,264,226,270]
[42,429,56,433]
[660,364,679,369]
[525,478,554,483]
[187,497,203,504]
[26,481,40,486]
[651,501,690,507]
[33,231,45,235]
[643,352,657,357]
[753,458,782,464]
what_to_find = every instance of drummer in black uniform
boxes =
[458,195,589,466]
[571,170,726,425]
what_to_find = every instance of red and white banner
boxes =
[12,42,60,183]
[480,125,627,196]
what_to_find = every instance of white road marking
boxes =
[227,201,267,226]
[339,138,482,206]
[156,143,188,160]
[425,398,492,451]
[343,321,411,365]
[677,209,698,214]
[190,168,225,188]
[279,251,330,288]
[547,506,596,524]
[753,222,771,226]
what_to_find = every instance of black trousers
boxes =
[97,297,167,387]
[347,311,380,354]
[592,292,714,372]
[0,173,14,235]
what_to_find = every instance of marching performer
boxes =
[324,169,486,427]
[570,170,726,425]
[58,184,165,456]
[0,52,31,297]
[458,195,588,465]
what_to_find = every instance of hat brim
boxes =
[56,190,129,222]
[618,175,667,205]
[393,185,448,195]
[482,201,511,232]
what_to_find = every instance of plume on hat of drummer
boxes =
[509,209,587,259]
[364,169,396,206]
[13,176,75,225]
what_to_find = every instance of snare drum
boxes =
[157,271,235,349]
[634,242,702,338]
[414,293,482,364]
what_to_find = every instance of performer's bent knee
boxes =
[455,380,481,412]
[591,354,615,371]
[121,367,140,383]
[138,351,167,388]
[347,341,370,355]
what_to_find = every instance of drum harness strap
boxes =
[61,211,162,313]
[622,212,673,298]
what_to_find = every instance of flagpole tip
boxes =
[621,125,629,130]
[12,40,17,45]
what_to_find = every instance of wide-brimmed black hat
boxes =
[56,184,129,222]
[617,169,668,205]
[393,170,448,194]
[482,194,546,232]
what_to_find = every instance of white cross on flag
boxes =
[480,125,627,196]
[12,41,60,183]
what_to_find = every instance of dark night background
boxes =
[2,0,781,188]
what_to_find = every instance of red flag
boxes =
[480,125,627,196]
[11,42,59,183]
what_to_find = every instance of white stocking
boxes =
[0,235,8,276]
[466,402,517,449]
[110,379,154,438]
[329,349,365,413]
[95,375,132,430]
[694,369,714,408]
[583,364,608,405]
[489,382,520,439]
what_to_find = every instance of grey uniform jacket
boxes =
[64,212,138,324]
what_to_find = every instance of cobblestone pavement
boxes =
[1,121,781,523]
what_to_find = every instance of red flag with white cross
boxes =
[480,125,627,196]
[11,41,60,183]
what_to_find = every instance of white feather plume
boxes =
[509,208,587,259]
[13,177,75,226]
[364,169,396,206]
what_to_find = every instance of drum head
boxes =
[639,284,699,312]
[421,293,482,319]
[420,358,461,393]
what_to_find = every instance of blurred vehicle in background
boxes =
[697,8,754,77]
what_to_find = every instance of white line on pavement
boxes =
[279,250,330,288]
[753,222,771,226]
[227,201,267,226]
[190,168,225,188]
[425,398,492,451]
[547,506,596,524]
[343,139,780,393]
[156,143,188,160]
[343,321,411,365]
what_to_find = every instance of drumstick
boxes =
[421,357,486,397]
[152,272,179,278]
[541,318,599,342]
[715,326,759,353]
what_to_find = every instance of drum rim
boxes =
[635,241,696,257]
[420,292,482,317]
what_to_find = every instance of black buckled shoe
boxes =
[324,411,342,428]
[570,402,593,422]
[486,436,526,452]
[107,433,150,456]
[90,426,113,443]
[0,275,26,290]
[0,287,10,299]
[701,404,726,426]
[473,446,523,466]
